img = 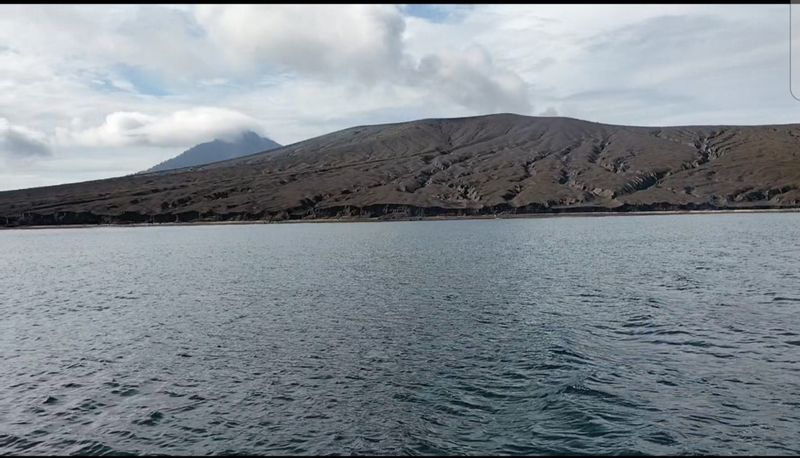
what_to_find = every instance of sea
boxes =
[1,212,799,455]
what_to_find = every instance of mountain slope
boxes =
[2,113,800,226]
[146,131,281,173]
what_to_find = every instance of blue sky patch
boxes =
[110,63,170,96]
[402,4,469,24]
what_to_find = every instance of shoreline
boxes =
[2,207,799,231]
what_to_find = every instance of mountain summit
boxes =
[146,130,281,173]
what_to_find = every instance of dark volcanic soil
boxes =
[2,114,800,226]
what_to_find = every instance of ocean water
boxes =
[1,213,799,455]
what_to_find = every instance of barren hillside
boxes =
[2,113,800,226]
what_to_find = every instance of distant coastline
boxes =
[3,206,799,230]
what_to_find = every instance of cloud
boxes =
[539,107,558,116]
[0,5,533,139]
[194,5,406,82]
[192,5,531,114]
[0,118,51,158]
[0,5,218,82]
[412,46,531,114]
[58,107,265,148]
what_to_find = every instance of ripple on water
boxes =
[133,411,164,427]
[1,215,800,455]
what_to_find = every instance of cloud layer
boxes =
[58,107,265,148]
[0,5,795,190]
[193,4,531,113]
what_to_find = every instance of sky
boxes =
[0,4,798,191]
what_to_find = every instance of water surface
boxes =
[1,213,799,455]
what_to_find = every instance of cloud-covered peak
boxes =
[57,107,265,148]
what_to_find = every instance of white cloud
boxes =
[194,5,407,82]
[198,78,230,87]
[412,46,531,114]
[0,118,51,159]
[58,107,266,148]
[192,4,531,114]
[539,107,559,116]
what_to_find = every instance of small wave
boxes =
[111,387,139,397]
[548,345,592,363]
[0,434,41,453]
[447,397,497,414]
[561,383,632,407]
[71,399,107,412]
[133,410,164,427]
[69,440,131,456]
